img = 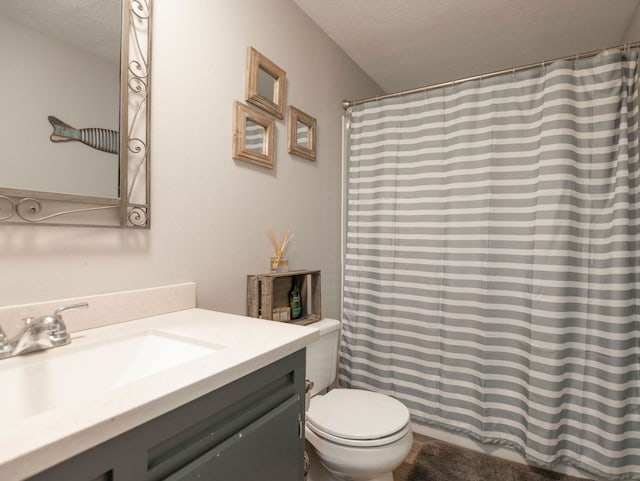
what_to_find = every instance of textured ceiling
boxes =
[293,0,640,94]
[0,0,120,64]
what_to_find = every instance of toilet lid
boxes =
[307,389,410,441]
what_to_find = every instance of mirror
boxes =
[0,0,151,228]
[246,121,267,154]
[288,106,317,161]
[257,69,277,101]
[233,101,275,169]
[296,121,309,148]
[245,47,286,119]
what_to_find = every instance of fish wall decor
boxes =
[48,116,119,154]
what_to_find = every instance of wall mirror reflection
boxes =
[245,47,286,119]
[296,120,309,148]
[246,121,267,154]
[233,101,275,169]
[0,0,151,228]
[257,68,277,101]
[288,106,316,161]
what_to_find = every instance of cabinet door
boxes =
[27,351,305,481]
[163,394,302,481]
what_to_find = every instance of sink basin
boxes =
[0,330,223,421]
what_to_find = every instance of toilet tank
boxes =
[305,318,340,396]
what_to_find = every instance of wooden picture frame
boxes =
[232,101,275,168]
[245,47,286,119]
[288,106,317,161]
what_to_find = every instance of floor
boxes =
[309,432,593,481]
[393,433,428,481]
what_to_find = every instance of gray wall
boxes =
[624,2,640,41]
[0,0,382,318]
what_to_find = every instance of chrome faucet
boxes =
[0,302,88,359]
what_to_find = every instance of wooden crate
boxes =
[247,269,321,325]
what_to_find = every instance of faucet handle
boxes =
[54,302,89,318]
[48,302,89,343]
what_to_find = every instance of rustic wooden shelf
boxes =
[247,269,321,325]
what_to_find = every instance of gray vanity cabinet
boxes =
[28,350,306,481]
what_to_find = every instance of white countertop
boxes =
[0,308,319,481]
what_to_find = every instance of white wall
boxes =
[0,0,382,318]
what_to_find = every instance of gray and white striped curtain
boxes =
[340,49,640,480]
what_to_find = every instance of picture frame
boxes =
[288,106,317,161]
[232,101,275,168]
[245,47,286,119]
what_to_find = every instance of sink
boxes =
[0,330,223,421]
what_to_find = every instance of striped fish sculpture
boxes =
[48,115,119,154]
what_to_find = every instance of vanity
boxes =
[0,292,318,481]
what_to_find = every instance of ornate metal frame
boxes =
[0,0,152,228]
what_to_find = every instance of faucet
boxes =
[0,302,88,359]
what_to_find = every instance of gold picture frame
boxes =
[288,106,317,161]
[245,47,286,119]
[232,101,275,168]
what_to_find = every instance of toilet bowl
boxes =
[305,319,413,481]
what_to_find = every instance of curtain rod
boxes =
[342,40,640,110]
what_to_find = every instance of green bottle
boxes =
[289,279,302,319]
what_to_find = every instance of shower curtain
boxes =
[340,49,640,480]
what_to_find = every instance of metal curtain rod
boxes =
[342,40,640,110]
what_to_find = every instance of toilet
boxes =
[305,319,413,481]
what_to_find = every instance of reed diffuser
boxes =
[268,229,294,272]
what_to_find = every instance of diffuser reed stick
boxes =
[269,229,294,271]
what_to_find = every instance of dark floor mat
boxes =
[407,438,592,481]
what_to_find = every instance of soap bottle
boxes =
[289,279,302,319]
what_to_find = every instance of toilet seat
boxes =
[306,389,411,447]
[307,418,411,447]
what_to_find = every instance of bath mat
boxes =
[406,438,592,481]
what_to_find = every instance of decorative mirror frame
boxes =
[245,47,286,119]
[232,101,275,169]
[288,106,317,161]
[0,0,152,228]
